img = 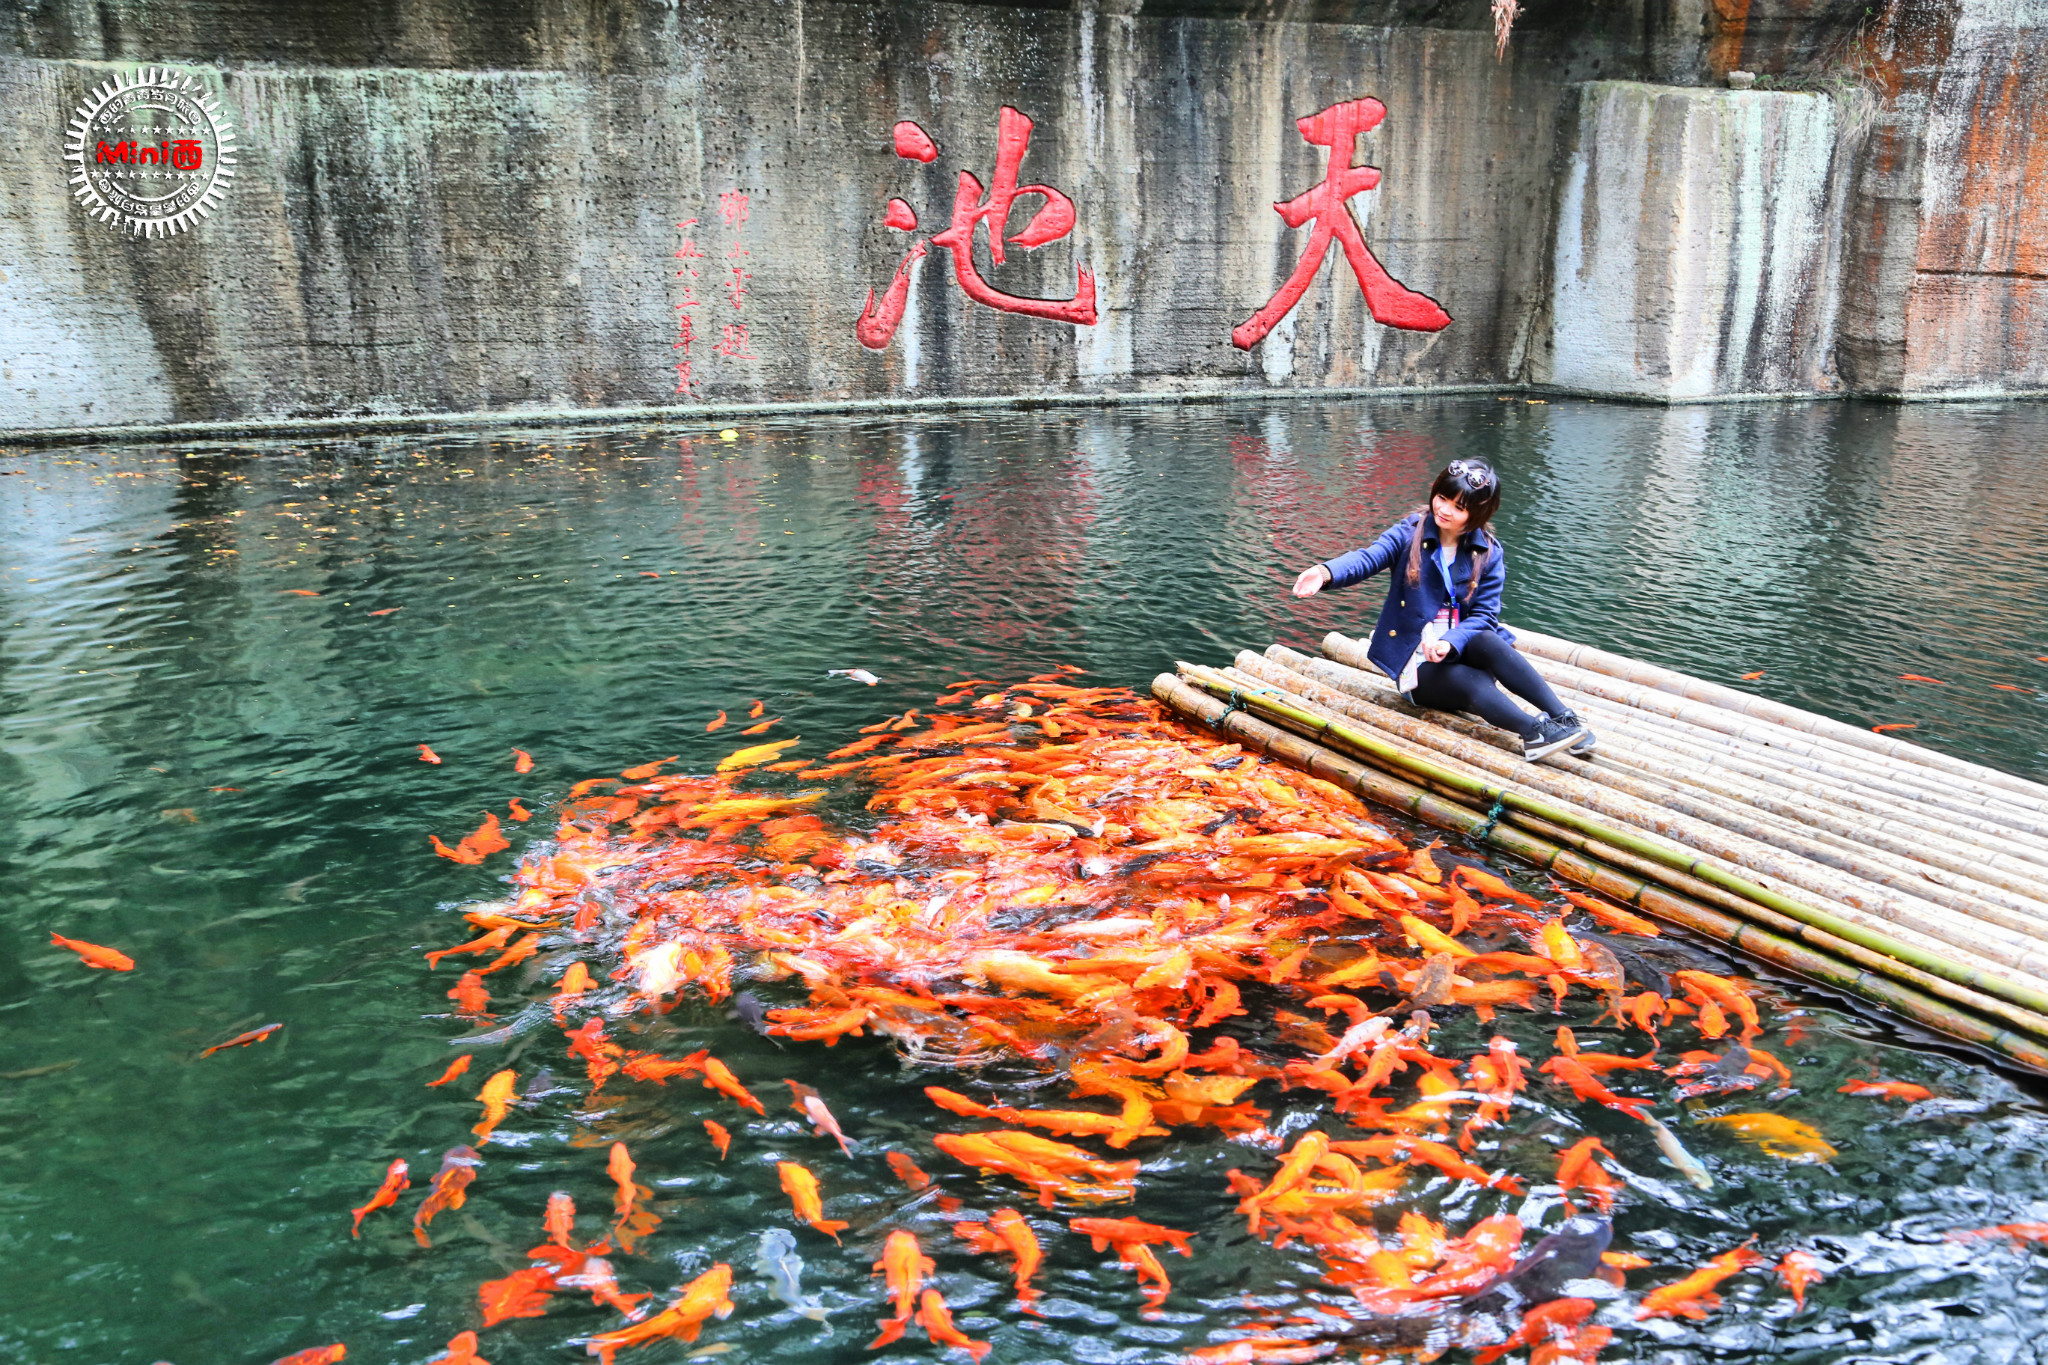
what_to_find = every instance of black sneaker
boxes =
[1551,710,1596,756]
[1523,715,1589,762]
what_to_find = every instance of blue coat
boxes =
[1319,512,1513,682]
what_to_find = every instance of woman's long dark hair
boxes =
[1404,461,1502,602]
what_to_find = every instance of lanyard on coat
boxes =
[1431,539,1462,627]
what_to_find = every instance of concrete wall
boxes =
[0,0,2041,436]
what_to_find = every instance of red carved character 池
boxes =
[1233,98,1450,349]
[857,109,1097,350]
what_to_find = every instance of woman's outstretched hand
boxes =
[1291,565,1330,598]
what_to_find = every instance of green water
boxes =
[1,397,2045,1365]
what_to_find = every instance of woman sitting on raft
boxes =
[1291,458,1592,763]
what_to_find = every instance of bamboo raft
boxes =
[1153,630,2048,1075]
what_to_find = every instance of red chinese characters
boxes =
[1232,98,1450,349]
[672,218,705,395]
[857,108,1097,350]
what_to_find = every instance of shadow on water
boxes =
[0,397,2044,1363]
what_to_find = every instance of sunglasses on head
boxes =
[1446,460,1498,495]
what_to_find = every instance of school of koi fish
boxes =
[107,673,2039,1365]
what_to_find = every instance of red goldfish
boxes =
[1839,1078,1932,1103]
[706,712,727,732]
[198,1022,282,1056]
[1778,1249,1824,1309]
[413,1146,481,1247]
[786,1079,853,1155]
[1120,1241,1172,1310]
[583,1264,733,1363]
[694,1054,767,1114]
[448,971,490,1016]
[1638,1242,1765,1320]
[1474,1298,1597,1365]
[512,748,533,772]
[50,933,134,971]
[271,1347,346,1365]
[1069,1216,1196,1257]
[704,1119,732,1159]
[620,755,678,780]
[478,1266,554,1327]
[1539,1053,1652,1121]
[916,1287,990,1361]
[778,1161,848,1242]
[507,797,531,822]
[958,1208,1043,1311]
[1554,1138,1620,1213]
[870,1231,936,1347]
[418,744,441,763]
[472,1069,518,1141]
[426,1055,472,1087]
[430,1332,488,1365]
[349,1159,409,1237]
[887,1151,932,1191]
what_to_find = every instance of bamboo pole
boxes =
[1176,662,2048,1021]
[1151,672,2048,1073]
[1220,656,2048,969]
[1327,634,2048,843]
[1248,652,2048,924]
[1274,646,2048,875]
[1554,691,2048,864]
[1580,726,2048,890]
[1508,626,2048,811]
[1495,637,2048,832]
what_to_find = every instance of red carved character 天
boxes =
[857,109,1098,350]
[1232,98,1450,349]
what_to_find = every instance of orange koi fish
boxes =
[1694,1113,1836,1162]
[1473,1298,1597,1365]
[199,1022,282,1056]
[1453,865,1544,909]
[552,962,595,1020]
[704,1119,732,1159]
[473,1069,518,1141]
[869,1230,936,1347]
[1637,1241,1765,1320]
[1556,888,1661,937]
[1539,1053,1652,1121]
[1898,674,1945,684]
[1672,970,1761,1038]
[1119,1241,1172,1310]
[513,748,534,773]
[49,933,134,971]
[281,589,321,596]
[430,1331,488,1365]
[1839,1078,1932,1103]
[693,1054,767,1115]
[621,755,679,780]
[1872,722,1917,733]
[369,607,403,617]
[270,1346,347,1365]
[419,744,442,763]
[478,1266,555,1327]
[1945,1222,2048,1247]
[886,1151,932,1192]
[1553,1027,1660,1075]
[543,1191,577,1248]
[1777,1249,1824,1309]
[786,1079,854,1156]
[1554,1138,1620,1213]
[915,1288,991,1362]
[1739,670,1765,680]
[740,718,780,735]
[1238,1131,1330,1233]
[424,925,513,970]
[448,970,490,1016]
[608,1142,643,1225]
[558,1253,650,1320]
[1394,1137,1526,1194]
[413,1146,481,1247]
[1069,1216,1196,1257]
[749,700,765,718]
[350,1158,409,1237]
[507,797,532,822]
[777,1161,848,1242]
[706,712,727,732]
[427,1055,473,1088]
[583,1264,733,1364]
[957,1208,1043,1311]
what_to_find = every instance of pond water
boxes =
[1,396,2045,1365]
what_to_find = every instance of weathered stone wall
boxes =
[0,0,2040,435]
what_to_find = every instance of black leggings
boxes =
[1409,628,1569,739]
